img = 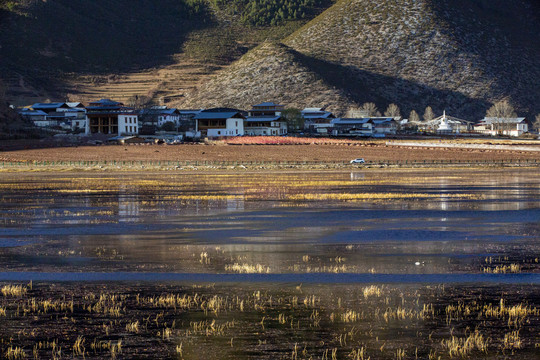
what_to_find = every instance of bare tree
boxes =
[345,106,367,118]
[534,114,540,131]
[361,102,381,117]
[384,103,401,118]
[423,106,434,122]
[409,110,420,123]
[486,100,517,118]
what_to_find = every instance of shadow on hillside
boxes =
[0,0,213,75]
[429,0,540,117]
[292,49,491,120]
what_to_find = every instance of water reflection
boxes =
[0,169,538,277]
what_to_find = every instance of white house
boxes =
[194,108,245,137]
[85,99,138,135]
[474,117,529,137]
[118,114,139,135]
[245,102,287,136]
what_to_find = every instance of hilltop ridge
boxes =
[177,0,540,119]
[1,0,539,120]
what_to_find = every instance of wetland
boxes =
[0,169,539,359]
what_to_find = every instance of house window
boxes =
[236,129,238,135]
[218,131,221,135]
[236,121,238,127]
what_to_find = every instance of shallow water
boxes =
[0,169,538,279]
[1,169,540,359]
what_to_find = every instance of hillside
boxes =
[178,0,540,119]
[0,0,333,106]
[179,42,352,112]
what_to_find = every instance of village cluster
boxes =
[17,99,532,143]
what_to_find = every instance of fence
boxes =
[0,159,538,168]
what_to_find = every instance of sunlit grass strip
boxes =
[287,193,483,201]
[441,330,489,358]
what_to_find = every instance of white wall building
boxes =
[474,117,529,137]
[118,114,139,135]
[194,109,246,137]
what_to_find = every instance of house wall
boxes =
[206,118,244,137]
[118,114,139,135]
[158,115,180,127]
[72,119,87,131]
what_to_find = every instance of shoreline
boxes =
[0,162,538,173]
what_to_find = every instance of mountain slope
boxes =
[178,0,540,119]
[178,42,352,112]
[0,0,333,106]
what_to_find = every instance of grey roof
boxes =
[371,118,395,124]
[66,102,85,108]
[302,107,323,113]
[253,102,283,107]
[140,108,179,115]
[246,115,281,122]
[481,117,526,124]
[303,112,333,119]
[178,109,203,115]
[195,111,245,120]
[332,118,371,124]
[19,109,47,116]
[90,99,122,106]
[31,102,68,109]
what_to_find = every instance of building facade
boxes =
[85,99,138,135]
[194,108,245,137]
[245,102,287,136]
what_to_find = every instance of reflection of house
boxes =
[302,107,335,133]
[474,117,529,137]
[245,102,287,136]
[194,108,245,137]
[85,99,138,135]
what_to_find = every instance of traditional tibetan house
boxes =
[194,108,245,137]
[301,107,335,134]
[474,117,529,137]
[331,118,373,136]
[245,102,287,136]
[85,99,138,135]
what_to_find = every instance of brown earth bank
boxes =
[0,143,539,163]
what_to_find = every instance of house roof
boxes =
[88,99,123,107]
[19,109,47,116]
[371,118,395,124]
[31,102,68,110]
[195,111,245,120]
[252,102,284,107]
[246,115,281,122]
[140,108,179,115]
[302,107,323,113]
[332,118,371,124]
[303,112,333,119]
[480,117,526,124]
[66,102,85,108]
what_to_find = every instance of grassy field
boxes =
[0,140,539,164]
